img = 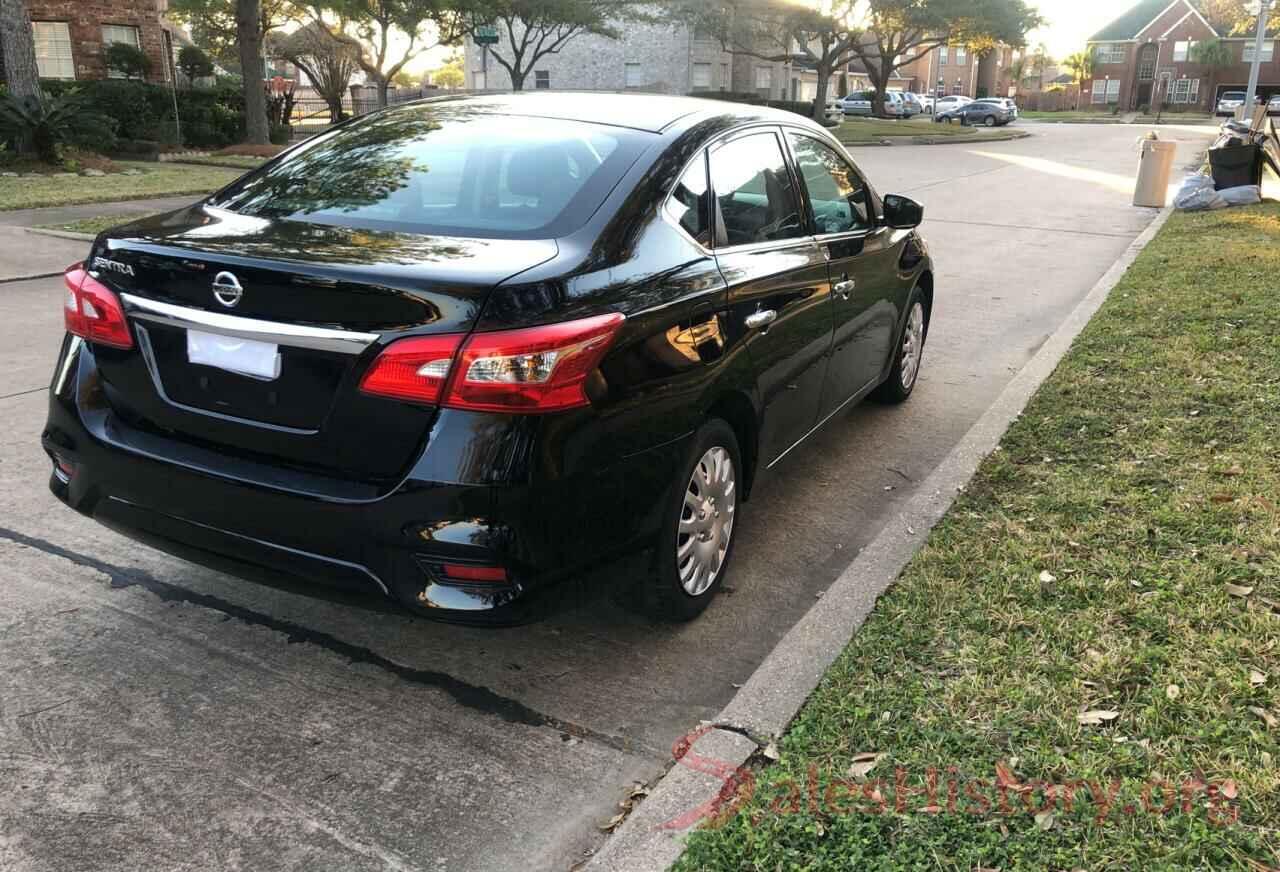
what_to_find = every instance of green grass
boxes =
[1022,110,1215,125]
[36,213,158,236]
[0,161,244,211]
[169,155,268,170]
[677,204,1280,870]
[834,117,980,142]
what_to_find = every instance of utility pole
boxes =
[1243,0,1274,124]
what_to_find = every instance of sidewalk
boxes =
[0,196,198,283]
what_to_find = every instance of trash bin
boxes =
[1208,143,1263,190]
[1133,139,1178,207]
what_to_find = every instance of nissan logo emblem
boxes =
[212,271,244,308]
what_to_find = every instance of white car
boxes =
[913,93,936,114]
[1217,91,1246,117]
[932,95,973,115]
[1269,95,1280,115]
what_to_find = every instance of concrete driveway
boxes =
[0,123,1212,872]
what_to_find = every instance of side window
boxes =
[708,132,806,247]
[666,152,711,247]
[788,134,871,235]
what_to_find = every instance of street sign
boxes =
[474,25,499,45]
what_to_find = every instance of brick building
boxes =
[12,0,174,85]
[1086,0,1280,111]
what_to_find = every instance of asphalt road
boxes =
[0,123,1213,872]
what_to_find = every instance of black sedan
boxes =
[45,93,934,624]
[936,101,1013,127]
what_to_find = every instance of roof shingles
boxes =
[1089,0,1185,42]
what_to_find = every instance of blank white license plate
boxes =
[187,330,281,380]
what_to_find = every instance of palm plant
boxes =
[1007,55,1029,95]
[0,90,117,164]
[1190,39,1232,112]
[1062,50,1093,110]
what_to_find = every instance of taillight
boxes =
[358,333,463,404]
[359,313,625,414]
[440,563,507,583]
[445,313,624,413]
[64,263,133,350]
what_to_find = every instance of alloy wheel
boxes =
[900,301,925,390]
[677,446,736,596]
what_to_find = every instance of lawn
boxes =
[36,213,159,236]
[834,117,980,143]
[677,204,1280,869]
[170,155,269,170]
[1023,110,1216,126]
[0,161,244,211]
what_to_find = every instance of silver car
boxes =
[973,97,1018,120]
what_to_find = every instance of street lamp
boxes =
[1243,0,1276,122]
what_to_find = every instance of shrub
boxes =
[104,42,151,79]
[269,124,291,145]
[177,46,214,83]
[0,89,117,163]
[40,78,244,149]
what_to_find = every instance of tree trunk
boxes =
[237,0,269,145]
[0,0,41,102]
[376,76,389,108]
[812,64,831,124]
[510,68,526,91]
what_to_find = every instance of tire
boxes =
[634,418,741,621]
[872,288,928,405]
[984,115,996,127]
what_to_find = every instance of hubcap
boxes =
[900,301,925,390]
[677,446,736,596]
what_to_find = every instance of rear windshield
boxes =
[1224,92,1246,100]
[210,104,652,239]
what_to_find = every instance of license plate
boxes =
[187,330,281,380]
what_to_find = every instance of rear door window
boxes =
[708,131,806,247]
[666,152,711,247]
[210,108,649,239]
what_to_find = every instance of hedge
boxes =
[41,78,245,149]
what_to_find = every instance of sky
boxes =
[1025,0,1130,58]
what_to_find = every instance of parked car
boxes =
[938,100,1013,127]
[913,93,936,114]
[46,93,935,624]
[1217,91,1247,117]
[932,95,973,117]
[1269,95,1280,115]
[878,91,908,117]
[840,91,873,116]
[893,91,923,117]
[973,97,1018,120]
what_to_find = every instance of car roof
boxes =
[396,91,802,133]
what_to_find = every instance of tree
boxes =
[679,0,1041,121]
[303,0,463,107]
[238,0,270,144]
[1190,38,1233,111]
[1029,42,1050,91]
[459,0,632,91]
[104,41,152,79]
[430,51,465,88]
[169,0,299,73]
[1061,50,1092,109]
[0,0,42,117]
[178,45,216,83]
[1007,53,1028,95]
[273,22,360,121]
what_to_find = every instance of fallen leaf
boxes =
[1039,570,1057,583]
[599,812,626,832]
[847,752,885,779]
[762,741,780,761]
[1166,684,1181,701]
[628,783,650,800]
[1262,751,1273,767]
[1250,670,1267,687]
[1249,707,1278,728]
[1034,810,1055,831]
[1221,779,1238,799]
[1210,493,1236,504]
[995,761,1020,788]
[1078,709,1120,726]
[1220,465,1245,477]
[1226,583,1255,598]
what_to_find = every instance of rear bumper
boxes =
[44,338,687,624]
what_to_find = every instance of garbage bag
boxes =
[1173,174,1228,211]
[1218,184,1262,206]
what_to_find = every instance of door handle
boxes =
[833,279,856,300]
[744,309,777,330]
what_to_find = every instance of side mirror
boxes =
[882,194,924,229]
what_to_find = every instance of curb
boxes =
[585,204,1176,872]
[843,129,1032,147]
[25,227,96,242]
